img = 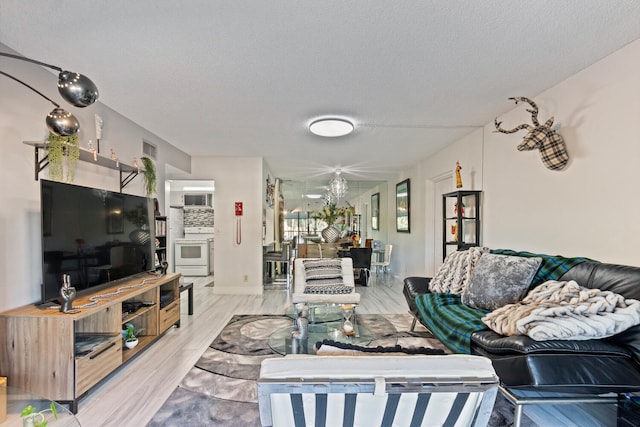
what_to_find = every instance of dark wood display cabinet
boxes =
[155,215,167,267]
[442,190,481,260]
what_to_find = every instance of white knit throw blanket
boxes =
[429,246,488,294]
[482,280,640,341]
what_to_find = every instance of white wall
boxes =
[167,156,265,295]
[483,39,640,264]
[397,39,640,279]
[0,43,190,311]
[3,38,640,309]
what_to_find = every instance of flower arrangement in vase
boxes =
[309,203,355,243]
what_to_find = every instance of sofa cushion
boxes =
[428,246,488,294]
[471,344,640,393]
[471,329,633,356]
[462,253,542,311]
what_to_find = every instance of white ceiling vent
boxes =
[142,140,157,159]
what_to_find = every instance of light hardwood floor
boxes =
[75,273,622,427]
[75,273,408,426]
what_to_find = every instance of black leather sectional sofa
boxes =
[404,259,640,424]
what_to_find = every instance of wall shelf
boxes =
[23,141,144,192]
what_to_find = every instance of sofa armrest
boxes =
[403,276,432,315]
[404,277,431,297]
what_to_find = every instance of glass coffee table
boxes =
[284,302,347,324]
[268,321,373,355]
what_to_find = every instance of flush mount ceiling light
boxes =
[309,118,354,137]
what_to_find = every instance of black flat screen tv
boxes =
[40,180,155,304]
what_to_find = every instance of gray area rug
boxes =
[148,313,531,427]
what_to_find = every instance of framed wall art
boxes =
[396,179,410,233]
[371,192,380,230]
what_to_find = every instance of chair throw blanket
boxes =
[483,280,640,341]
[415,293,489,354]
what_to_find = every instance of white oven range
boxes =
[174,227,214,276]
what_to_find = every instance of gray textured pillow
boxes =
[462,253,542,311]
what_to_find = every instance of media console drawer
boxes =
[159,300,180,332]
[75,336,122,396]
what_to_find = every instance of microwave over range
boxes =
[183,193,212,207]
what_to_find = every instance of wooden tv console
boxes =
[0,272,181,412]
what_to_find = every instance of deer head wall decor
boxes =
[494,97,569,170]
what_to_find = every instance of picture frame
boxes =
[396,179,410,233]
[371,192,380,230]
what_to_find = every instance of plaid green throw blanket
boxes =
[415,293,488,354]
[415,251,598,354]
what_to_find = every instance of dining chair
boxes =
[349,247,372,286]
[264,242,292,288]
[371,244,393,275]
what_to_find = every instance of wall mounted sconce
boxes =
[1,52,99,136]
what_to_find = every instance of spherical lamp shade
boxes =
[57,71,99,107]
[46,107,80,136]
[329,171,348,199]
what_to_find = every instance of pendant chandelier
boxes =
[323,190,335,205]
[329,169,348,199]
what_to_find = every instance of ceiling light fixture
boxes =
[329,169,348,199]
[323,191,336,205]
[1,52,99,136]
[309,118,354,137]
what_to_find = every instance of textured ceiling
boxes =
[1,1,640,185]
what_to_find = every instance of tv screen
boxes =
[40,180,155,304]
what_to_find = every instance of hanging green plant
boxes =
[46,132,79,182]
[140,156,157,197]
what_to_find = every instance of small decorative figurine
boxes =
[110,149,119,167]
[455,161,463,188]
[88,140,98,161]
[59,274,76,313]
[341,304,355,336]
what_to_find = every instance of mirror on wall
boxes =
[279,179,388,246]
